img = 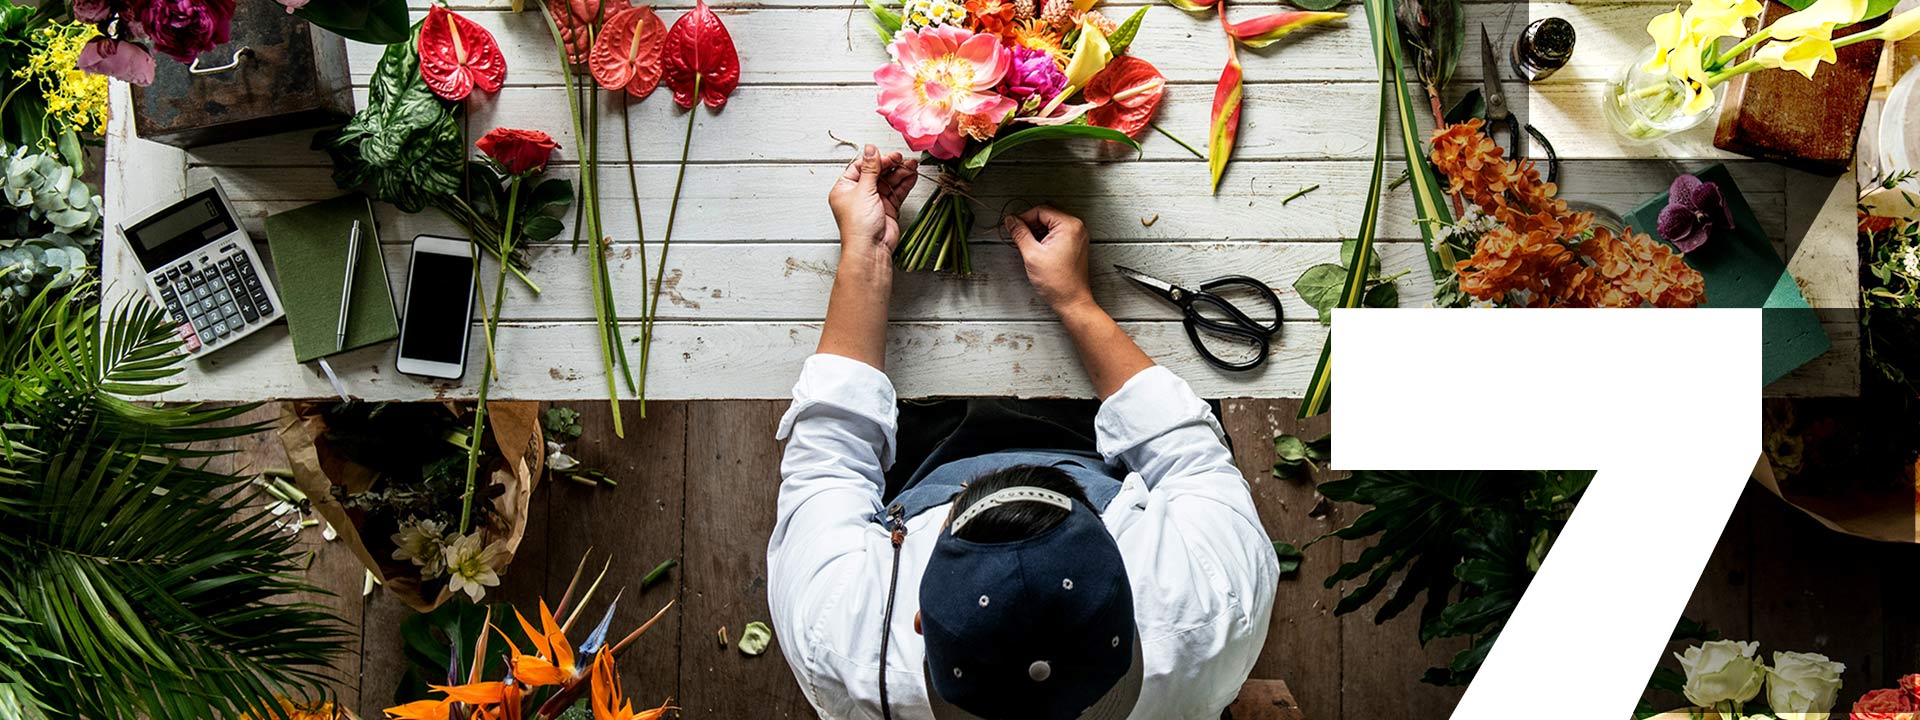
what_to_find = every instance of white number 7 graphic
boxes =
[1330,309,1761,719]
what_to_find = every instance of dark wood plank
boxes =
[1641,480,1758,712]
[1337,554,1470,720]
[1749,487,1890,708]
[357,589,418,717]
[210,403,366,712]
[680,401,817,718]
[1222,399,1345,720]
[546,401,687,710]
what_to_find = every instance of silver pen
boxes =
[336,219,361,352]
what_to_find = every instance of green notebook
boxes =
[262,194,399,363]
[1622,164,1831,386]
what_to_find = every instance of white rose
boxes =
[1765,651,1845,720]
[1676,640,1767,709]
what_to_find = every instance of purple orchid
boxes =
[1656,174,1734,253]
[1001,46,1067,108]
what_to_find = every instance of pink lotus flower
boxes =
[874,25,1015,159]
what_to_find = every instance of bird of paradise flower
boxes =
[386,557,677,720]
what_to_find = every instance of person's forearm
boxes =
[1055,298,1155,399]
[815,247,893,370]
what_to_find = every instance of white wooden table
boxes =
[104,0,1862,401]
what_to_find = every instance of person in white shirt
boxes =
[768,144,1280,720]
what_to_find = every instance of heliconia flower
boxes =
[417,5,507,101]
[589,5,668,98]
[874,25,1015,159]
[1000,45,1066,104]
[1084,55,1165,136]
[76,37,155,86]
[662,1,741,109]
[1208,44,1241,193]
[1224,9,1346,48]
[1159,0,1218,12]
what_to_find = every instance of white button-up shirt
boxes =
[768,354,1279,720]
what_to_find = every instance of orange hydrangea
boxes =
[1430,119,1704,308]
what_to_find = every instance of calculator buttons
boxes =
[176,325,201,352]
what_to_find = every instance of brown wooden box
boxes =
[130,1,353,149]
[1713,0,1884,174]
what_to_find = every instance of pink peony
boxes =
[133,0,235,63]
[874,25,1015,159]
[1000,45,1066,107]
[77,37,156,86]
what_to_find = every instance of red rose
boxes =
[1902,674,1920,700]
[476,128,559,176]
[1852,687,1920,720]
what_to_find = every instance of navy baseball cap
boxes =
[919,486,1143,720]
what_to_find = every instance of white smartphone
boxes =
[395,235,478,379]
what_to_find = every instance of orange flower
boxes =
[510,601,583,687]
[1432,119,1705,308]
[589,655,678,720]
[1007,19,1067,60]
[385,699,452,720]
[966,0,1017,35]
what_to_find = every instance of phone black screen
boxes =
[399,248,475,364]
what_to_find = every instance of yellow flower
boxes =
[1752,32,1837,79]
[16,23,110,141]
[1872,5,1920,42]
[1683,0,1762,39]
[1060,18,1111,89]
[1766,0,1866,40]
[1645,8,1686,74]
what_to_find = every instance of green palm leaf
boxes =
[0,281,351,720]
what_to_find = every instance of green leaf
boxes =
[1292,263,1345,324]
[1272,541,1304,576]
[526,178,575,215]
[1286,0,1342,10]
[321,33,464,214]
[960,125,1140,175]
[295,0,413,45]
[1107,6,1150,53]
[520,216,565,243]
[863,0,902,39]
[1363,279,1398,309]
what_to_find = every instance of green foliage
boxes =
[295,0,412,45]
[1107,6,1149,53]
[316,31,464,214]
[0,281,351,719]
[1860,171,1920,391]
[395,600,532,704]
[1303,468,1592,686]
[544,406,585,443]
[863,0,902,43]
[1270,432,1329,481]
[0,143,99,332]
[959,125,1141,176]
[325,402,502,534]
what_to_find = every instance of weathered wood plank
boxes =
[546,401,689,709]
[680,401,818,718]
[1337,543,1470,719]
[1222,399,1345,720]
[328,2,1659,87]
[1748,489,1890,708]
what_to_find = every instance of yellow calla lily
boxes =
[1766,0,1866,39]
[1874,6,1920,42]
[1072,0,1098,13]
[1752,32,1837,78]
[1062,20,1113,89]
[1645,9,1686,73]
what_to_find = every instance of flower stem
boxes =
[462,176,521,536]
[1150,122,1205,159]
[1714,28,1771,68]
[640,75,702,413]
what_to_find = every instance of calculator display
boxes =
[124,188,239,268]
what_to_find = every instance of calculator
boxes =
[116,180,284,355]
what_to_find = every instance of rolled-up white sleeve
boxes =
[768,353,898,702]
[1097,366,1279,716]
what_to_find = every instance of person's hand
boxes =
[829,144,918,263]
[1005,205,1095,314]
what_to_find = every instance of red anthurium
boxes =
[553,0,633,65]
[590,6,668,97]
[662,1,740,109]
[418,5,508,101]
[1084,56,1166,137]
[1223,9,1346,48]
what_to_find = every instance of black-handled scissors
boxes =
[1480,24,1560,186]
[1114,265,1282,372]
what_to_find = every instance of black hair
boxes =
[948,465,1092,544]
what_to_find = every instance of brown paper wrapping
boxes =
[1752,452,1920,544]
[278,401,545,612]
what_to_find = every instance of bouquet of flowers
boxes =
[1647,640,1850,719]
[864,0,1164,272]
